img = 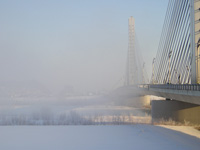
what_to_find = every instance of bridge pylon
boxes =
[193,0,200,84]
[125,16,145,86]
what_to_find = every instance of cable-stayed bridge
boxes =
[145,0,200,105]
[153,0,197,85]
[125,16,149,85]
[117,0,200,124]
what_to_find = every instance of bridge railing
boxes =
[139,84,200,91]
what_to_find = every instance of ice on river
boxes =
[0,125,199,150]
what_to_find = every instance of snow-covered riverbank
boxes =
[159,125,200,139]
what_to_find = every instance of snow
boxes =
[159,125,200,139]
[0,125,199,150]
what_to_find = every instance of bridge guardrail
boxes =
[139,84,200,91]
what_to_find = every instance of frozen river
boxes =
[0,125,199,150]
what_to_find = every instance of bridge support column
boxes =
[151,100,200,124]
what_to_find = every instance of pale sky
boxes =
[0,0,168,93]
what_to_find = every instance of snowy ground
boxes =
[0,96,199,149]
[159,125,200,139]
[0,125,200,150]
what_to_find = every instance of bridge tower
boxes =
[125,16,137,85]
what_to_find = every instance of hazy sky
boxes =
[0,0,168,92]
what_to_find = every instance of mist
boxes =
[0,0,168,125]
[0,0,168,93]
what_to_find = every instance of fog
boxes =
[0,0,168,93]
[0,0,168,125]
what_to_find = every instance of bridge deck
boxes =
[140,84,200,105]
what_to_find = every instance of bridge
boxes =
[119,0,200,124]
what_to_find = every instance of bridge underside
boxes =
[112,85,200,124]
[151,100,200,124]
[118,85,200,105]
[147,88,200,105]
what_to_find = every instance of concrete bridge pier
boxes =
[151,100,200,125]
